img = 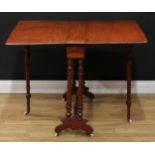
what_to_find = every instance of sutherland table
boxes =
[6,20,148,136]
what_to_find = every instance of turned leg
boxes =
[65,59,74,119]
[126,45,133,123]
[55,46,93,136]
[63,81,77,101]
[63,59,95,102]
[24,46,31,115]
[77,59,84,120]
[63,60,77,101]
[72,58,93,135]
[83,82,95,102]
[55,58,74,135]
[63,84,95,102]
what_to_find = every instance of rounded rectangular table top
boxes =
[6,20,148,45]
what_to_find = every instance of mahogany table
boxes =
[6,20,148,136]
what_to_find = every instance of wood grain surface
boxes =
[0,94,155,142]
[6,20,148,45]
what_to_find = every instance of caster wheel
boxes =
[24,111,29,115]
[128,119,133,123]
[91,99,95,102]
[54,133,59,137]
[89,133,94,137]
[62,98,66,102]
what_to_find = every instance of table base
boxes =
[63,82,95,102]
[55,118,93,136]
[55,46,93,136]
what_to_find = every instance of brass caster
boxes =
[128,119,133,123]
[91,99,95,103]
[24,111,29,115]
[62,98,66,103]
[54,133,59,137]
[89,133,94,137]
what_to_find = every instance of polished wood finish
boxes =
[6,20,147,45]
[66,59,73,119]
[63,80,95,102]
[63,47,95,102]
[83,84,95,101]
[24,46,31,115]
[126,45,133,122]
[6,20,148,136]
[55,46,93,135]
[77,59,84,120]
[1,93,155,142]
[66,46,85,58]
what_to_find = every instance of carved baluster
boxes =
[55,46,93,136]
[77,59,84,120]
[72,61,78,118]
[24,46,31,115]
[63,60,77,102]
[66,59,73,119]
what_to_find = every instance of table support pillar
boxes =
[126,45,133,123]
[55,46,93,136]
[77,59,84,120]
[65,59,73,119]
[63,61,95,102]
[24,46,31,115]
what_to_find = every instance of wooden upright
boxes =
[55,46,93,135]
[6,20,148,136]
